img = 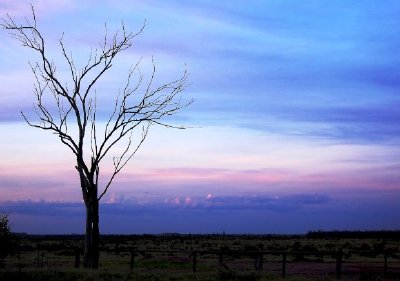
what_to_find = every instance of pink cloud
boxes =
[112,166,400,202]
[105,193,124,204]
[164,196,195,207]
[174,197,181,205]
[0,167,80,201]
[120,167,289,185]
[1,164,399,203]
[184,196,193,205]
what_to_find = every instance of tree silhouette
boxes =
[1,7,190,268]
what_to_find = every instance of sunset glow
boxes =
[1,1,399,234]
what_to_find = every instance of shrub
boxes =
[0,213,14,267]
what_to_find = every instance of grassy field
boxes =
[1,232,400,281]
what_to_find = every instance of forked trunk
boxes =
[78,164,100,269]
[84,198,99,268]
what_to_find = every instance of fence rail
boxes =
[2,249,400,279]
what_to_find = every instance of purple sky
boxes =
[0,0,400,234]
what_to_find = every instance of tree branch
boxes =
[2,8,190,203]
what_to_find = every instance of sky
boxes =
[0,0,399,234]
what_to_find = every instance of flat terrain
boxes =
[1,231,400,281]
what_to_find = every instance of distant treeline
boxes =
[14,233,304,240]
[14,230,400,241]
[306,230,400,240]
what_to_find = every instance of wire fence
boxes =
[2,249,400,279]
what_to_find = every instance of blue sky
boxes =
[0,0,399,234]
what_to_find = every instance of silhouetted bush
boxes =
[0,213,14,267]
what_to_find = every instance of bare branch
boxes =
[98,125,150,201]
[2,10,189,203]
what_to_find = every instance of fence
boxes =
[2,248,400,279]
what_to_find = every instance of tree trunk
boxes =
[83,193,99,268]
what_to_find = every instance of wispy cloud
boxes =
[0,0,75,17]
[1,193,331,215]
[0,200,83,217]
[1,1,400,234]
[1,163,399,203]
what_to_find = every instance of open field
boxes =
[1,232,400,280]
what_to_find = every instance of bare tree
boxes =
[1,7,190,268]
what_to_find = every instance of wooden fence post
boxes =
[384,252,388,275]
[18,251,21,269]
[258,253,263,271]
[17,251,22,272]
[254,253,263,271]
[192,251,197,273]
[39,252,44,268]
[74,248,80,268]
[37,249,40,269]
[130,252,135,270]
[336,250,343,279]
[282,252,286,278]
